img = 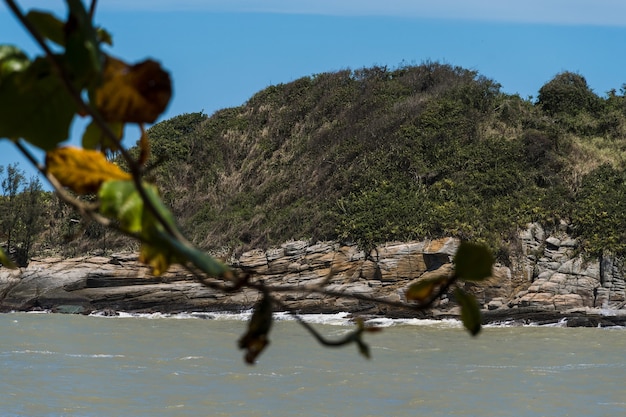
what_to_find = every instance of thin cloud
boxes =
[4,0,626,26]
[106,0,626,26]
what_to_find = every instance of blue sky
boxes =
[1,0,626,182]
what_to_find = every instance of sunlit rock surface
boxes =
[1,227,625,326]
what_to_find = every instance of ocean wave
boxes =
[88,310,465,327]
[9,350,125,359]
[66,353,126,359]
[9,309,624,330]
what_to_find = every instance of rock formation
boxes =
[1,224,625,325]
[509,223,626,311]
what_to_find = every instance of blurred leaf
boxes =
[95,56,171,123]
[46,146,131,194]
[81,120,123,150]
[99,179,230,277]
[0,45,30,77]
[353,319,371,359]
[0,247,17,269]
[454,288,482,336]
[64,0,102,87]
[26,10,65,46]
[138,201,185,276]
[454,242,494,282]
[99,180,143,233]
[0,57,76,148]
[162,230,232,278]
[405,275,448,303]
[96,28,113,46]
[238,293,273,364]
[356,338,370,359]
[99,180,181,274]
[138,242,177,276]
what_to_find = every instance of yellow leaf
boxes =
[405,275,449,303]
[94,55,172,123]
[46,146,131,194]
[0,247,17,269]
[139,244,171,276]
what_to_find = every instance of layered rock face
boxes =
[0,239,461,315]
[509,223,626,311]
[1,224,625,322]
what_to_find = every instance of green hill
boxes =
[5,61,626,264]
[139,62,626,260]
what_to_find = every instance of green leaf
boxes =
[454,242,494,282]
[82,120,123,150]
[405,275,449,303]
[0,247,17,269]
[64,0,102,87]
[162,230,232,277]
[0,45,30,78]
[99,180,143,234]
[139,182,230,277]
[96,27,113,46]
[0,57,77,148]
[454,288,482,336]
[26,10,65,46]
[99,179,231,278]
[99,180,181,274]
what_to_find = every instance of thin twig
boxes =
[273,297,364,348]
[88,0,98,20]
[244,274,456,313]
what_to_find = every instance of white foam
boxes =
[66,353,125,358]
[364,317,463,328]
[273,311,352,325]
[87,310,468,327]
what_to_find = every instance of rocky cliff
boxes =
[1,224,625,326]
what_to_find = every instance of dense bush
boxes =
[537,71,602,116]
[572,164,626,257]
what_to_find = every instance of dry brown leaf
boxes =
[94,55,171,123]
[46,146,131,194]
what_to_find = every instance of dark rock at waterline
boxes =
[482,307,626,327]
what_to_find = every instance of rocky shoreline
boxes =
[1,223,625,327]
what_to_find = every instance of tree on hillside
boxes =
[0,0,492,364]
[0,164,45,266]
[0,163,25,257]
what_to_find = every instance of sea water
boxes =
[1,312,625,417]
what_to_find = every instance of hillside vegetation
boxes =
[137,62,626,260]
[4,62,626,263]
